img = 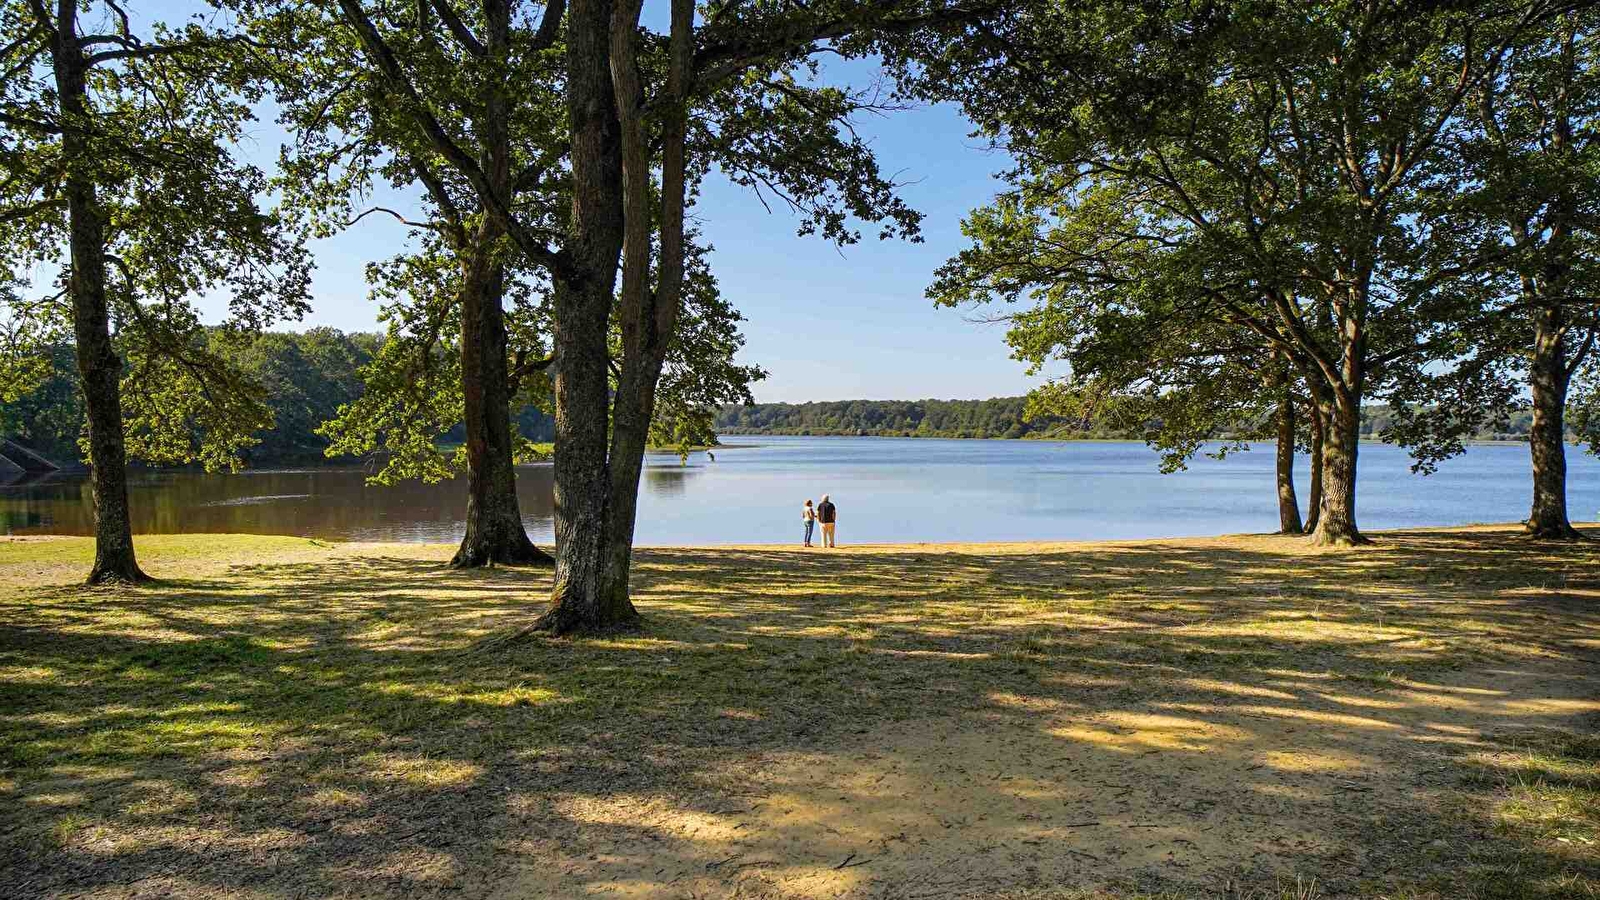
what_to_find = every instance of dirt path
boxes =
[5,530,1599,900]
[491,662,1598,899]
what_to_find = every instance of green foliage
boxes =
[893,0,1575,489]
[649,241,766,454]
[117,323,273,473]
[0,0,313,471]
[1398,7,1600,466]
[0,329,381,467]
[928,172,1283,471]
[317,248,469,485]
[718,396,1081,439]
[0,280,63,405]
[222,328,380,462]
[0,342,82,462]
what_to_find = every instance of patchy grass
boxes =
[1,527,1597,899]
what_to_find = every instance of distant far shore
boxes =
[713,430,1540,447]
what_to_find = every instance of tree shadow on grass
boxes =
[0,527,1596,898]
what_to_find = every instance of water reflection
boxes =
[644,465,695,496]
[1,438,1591,545]
[0,466,559,543]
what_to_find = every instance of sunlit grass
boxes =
[1,527,1597,898]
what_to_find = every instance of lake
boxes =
[1,436,1593,544]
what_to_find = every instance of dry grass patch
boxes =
[1,527,1597,899]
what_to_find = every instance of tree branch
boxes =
[531,0,565,52]
[347,206,441,231]
[334,0,569,279]
[692,0,1002,94]
[427,0,486,57]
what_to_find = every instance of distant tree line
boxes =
[718,398,1553,444]
[1,330,557,467]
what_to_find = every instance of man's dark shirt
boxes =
[817,501,836,524]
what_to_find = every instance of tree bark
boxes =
[447,0,552,568]
[597,0,694,610]
[1305,395,1324,535]
[534,0,635,634]
[1303,274,1369,547]
[1526,303,1583,540]
[451,252,553,567]
[1310,388,1367,546]
[54,4,148,585]
[539,273,630,633]
[1273,363,1303,535]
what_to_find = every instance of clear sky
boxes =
[158,0,1044,404]
[689,94,1038,403]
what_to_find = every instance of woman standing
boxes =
[802,499,816,547]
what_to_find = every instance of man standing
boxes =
[817,494,837,548]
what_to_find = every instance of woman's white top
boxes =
[802,505,816,521]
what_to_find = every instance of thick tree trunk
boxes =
[452,253,552,567]
[449,0,550,569]
[54,15,147,585]
[596,0,693,611]
[1305,276,1370,547]
[1526,304,1583,540]
[534,0,635,634]
[1273,367,1303,535]
[540,277,631,633]
[1310,390,1367,546]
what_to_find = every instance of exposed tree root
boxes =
[85,564,153,586]
[1524,520,1589,542]
[449,537,555,569]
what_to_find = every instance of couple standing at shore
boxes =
[802,496,837,548]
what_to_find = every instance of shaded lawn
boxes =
[0,528,1597,899]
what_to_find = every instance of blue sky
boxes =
[264,89,1036,403]
[149,2,1044,403]
[688,96,1037,403]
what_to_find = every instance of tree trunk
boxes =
[1273,364,1303,535]
[534,0,635,634]
[446,0,551,568]
[452,254,553,567]
[1310,390,1366,546]
[1305,396,1324,535]
[1526,303,1583,540]
[596,0,694,611]
[599,366,656,609]
[54,12,148,585]
[539,276,632,633]
[1306,276,1369,547]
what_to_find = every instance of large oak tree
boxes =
[903,0,1564,544]
[0,0,310,582]
[312,0,983,632]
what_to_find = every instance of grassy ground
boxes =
[1,527,1597,899]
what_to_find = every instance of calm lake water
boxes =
[1,436,1593,544]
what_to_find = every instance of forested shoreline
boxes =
[715,398,1550,443]
[1,332,555,467]
[8,348,1560,469]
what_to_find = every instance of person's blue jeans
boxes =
[804,520,814,544]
